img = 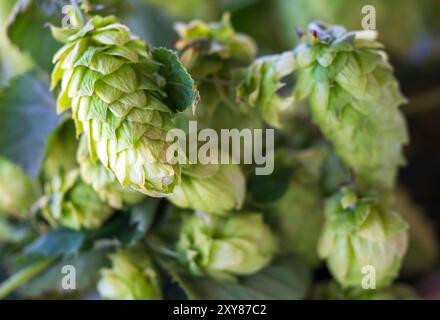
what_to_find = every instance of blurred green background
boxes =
[0,0,440,298]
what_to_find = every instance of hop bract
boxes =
[175,13,256,78]
[293,23,408,190]
[77,135,144,209]
[177,212,277,280]
[236,51,295,128]
[169,163,245,215]
[98,247,162,300]
[50,8,181,196]
[42,169,113,230]
[318,187,408,288]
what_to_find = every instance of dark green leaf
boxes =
[25,228,85,257]
[164,255,311,300]
[129,199,159,241]
[20,249,110,297]
[6,0,68,71]
[0,72,60,177]
[248,163,293,204]
[152,47,197,112]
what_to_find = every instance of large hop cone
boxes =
[50,10,181,196]
[293,23,408,190]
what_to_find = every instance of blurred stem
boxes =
[0,257,56,299]
[404,86,440,115]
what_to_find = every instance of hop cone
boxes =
[293,23,408,190]
[236,51,295,128]
[175,13,256,78]
[98,247,162,300]
[77,135,144,209]
[177,212,277,280]
[0,156,37,218]
[174,14,257,129]
[168,163,245,215]
[318,187,408,288]
[42,169,113,230]
[278,0,424,58]
[50,9,181,196]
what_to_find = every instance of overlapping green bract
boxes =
[174,13,257,128]
[293,23,408,190]
[77,135,144,209]
[98,247,162,300]
[50,11,181,196]
[41,120,112,230]
[42,169,113,230]
[174,13,256,78]
[236,51,295,128]
[318,187,408,288]
[169,163,245,215]
[177,212,277,280]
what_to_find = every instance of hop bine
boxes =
[318,187,408,288]
[177,211,277,280]
[50,7,190,196]
[292,23,408,190]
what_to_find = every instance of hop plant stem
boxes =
[0,257,56,299]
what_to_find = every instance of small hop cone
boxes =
[293,23,408,190]
[236,51,295,128]
[168,163,245,215]
[77,135,144,209]
[174,13,257,78]
[177,212,277,280]
[0,157,38,218]
[174,14,257,128]
[98,247,162,300]
[51,9,180,196]
[318,187,408,288]
[42,169,113,230]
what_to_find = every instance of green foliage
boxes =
[0,2,436,301]
[164,255,311,300]
[0,72,59,176]
[6,0,67,71]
